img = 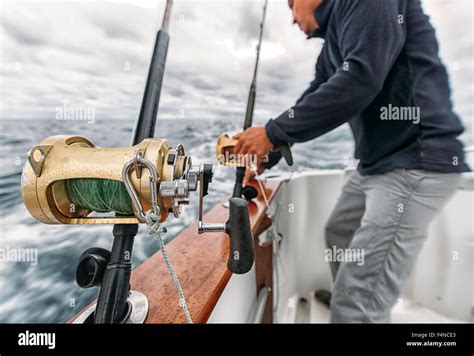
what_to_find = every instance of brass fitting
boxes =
[215,133,242,167]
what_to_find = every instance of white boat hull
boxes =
[210,169,474,323]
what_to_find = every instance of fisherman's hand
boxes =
[233,127,274,168]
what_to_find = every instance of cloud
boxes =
[1,18,46,46]
[0,0,472,133]
[236,1,262,43]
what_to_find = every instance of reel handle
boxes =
[198,197,255,274]
[225,197,254,274]
[196,165,254,274]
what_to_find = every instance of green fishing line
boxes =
[65,179,134,215]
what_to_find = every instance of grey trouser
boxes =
[325,168,461,323]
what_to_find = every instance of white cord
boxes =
[249,163,270,209]
[145,210,193,324]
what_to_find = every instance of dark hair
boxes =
[288,0,294,9]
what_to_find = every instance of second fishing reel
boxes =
[216,133,293,201]
[21,135,254,274]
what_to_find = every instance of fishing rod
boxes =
[232,0,268,199]
[92,0,175,324]
[22,0,255,324]
[216,0,292,200]
[131,0,173,145]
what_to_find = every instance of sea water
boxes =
[0,117,356,322]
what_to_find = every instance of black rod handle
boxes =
[225,197,254,274]
[232,166,245,198]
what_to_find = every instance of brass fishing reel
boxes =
[216,134,242,167]
[22,134,255,274]
[21,135,198,224]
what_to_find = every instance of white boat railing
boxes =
[251,287,271,324]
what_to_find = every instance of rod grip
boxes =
[225,197,254,274]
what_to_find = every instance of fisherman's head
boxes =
[288,0,322,35]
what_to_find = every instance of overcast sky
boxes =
[0,0,472,129]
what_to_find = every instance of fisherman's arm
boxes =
[265,0,406,146]
[234,59,327,172]
[259,68,328,170]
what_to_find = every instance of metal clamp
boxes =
[122,151,160,223]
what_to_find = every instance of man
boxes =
[234,0,470,323]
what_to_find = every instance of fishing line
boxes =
[65,179,134,215]
[146,210,193,324]
[249,163,270,208]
